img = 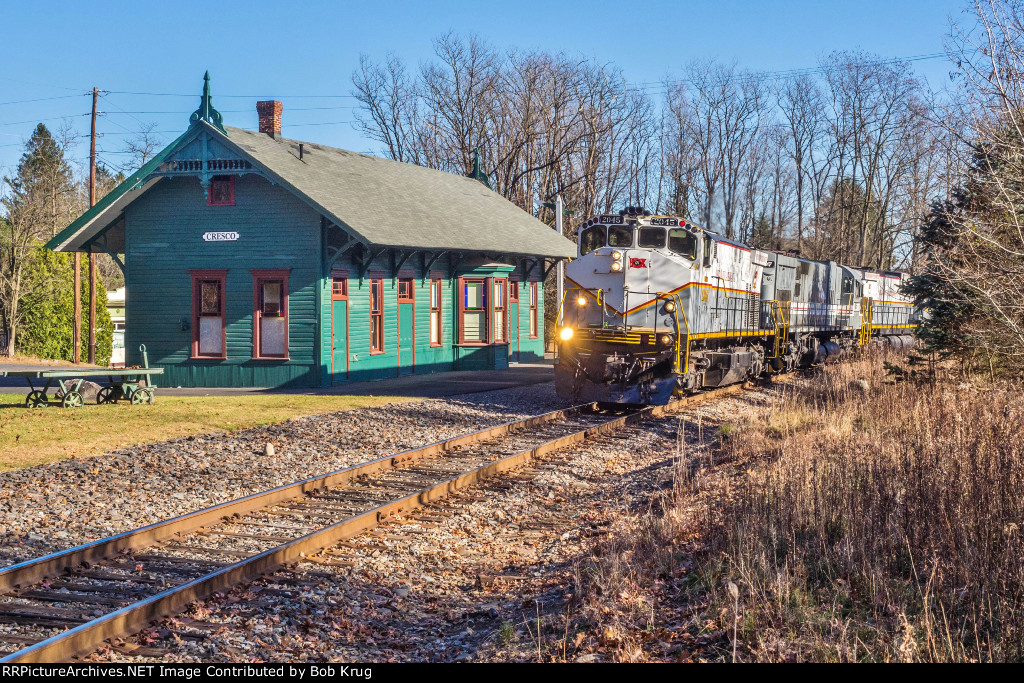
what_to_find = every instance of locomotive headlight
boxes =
[610,261,623,272]
[659,334,673,345]
[663,301,676,313]
[576,295,588,307]
[559,327,574,341]
[611,250,622,261]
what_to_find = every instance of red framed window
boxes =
[207,175,235,206]
[529,281,539,338]
[331,276,348,300]
[458,277,488,345]
[190,270,227,359]
[430,279,443,346]
[492,278,508,343]
[370,278,384,353]
[398,278,414,303]
[251,269,289,359]
[509,280,519,302]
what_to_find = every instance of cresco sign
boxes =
[202,231,240,242]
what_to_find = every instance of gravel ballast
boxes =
[75,386,781,663]
[0,385,566,567]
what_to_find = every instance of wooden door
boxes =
[397,278,414,376]
[509,281,520,363]
[330,276,349,385]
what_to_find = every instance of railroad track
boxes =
[0,383,750,663]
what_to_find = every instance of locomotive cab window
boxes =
[841,276,854,305]
[579,226,606,255]
[638,227,666,249]
[668,228,698,260]
[607,226,634,248]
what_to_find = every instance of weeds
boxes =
[569,352,1024,662]
[707,355,1024,661]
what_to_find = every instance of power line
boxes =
[628,52,949,95]
[0,94,85,107]
[104,90,360,99]
[99,105,358,114]
[0,114,89,128]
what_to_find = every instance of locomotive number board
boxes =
[595,215,626,225]
[648,217,680,226]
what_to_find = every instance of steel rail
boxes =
[0,403,593,595]
[0,383,749,663]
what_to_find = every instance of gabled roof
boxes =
[45,122,575,259]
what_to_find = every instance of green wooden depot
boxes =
[45,74,575,388]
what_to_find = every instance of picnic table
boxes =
[2,345,163,408]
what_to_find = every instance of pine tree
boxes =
[0,123,112,362]
[907,131,1024,376]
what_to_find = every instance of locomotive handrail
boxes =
[764,299,790,362]
[556,289,569,328]
[674,292,691,375]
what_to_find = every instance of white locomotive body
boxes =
[554,209,919,405]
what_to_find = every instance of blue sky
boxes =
[0,0,970,179]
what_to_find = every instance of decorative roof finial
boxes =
[189,71,225,133]
[467,147,492,189]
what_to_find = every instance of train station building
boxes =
[45,75,574,388]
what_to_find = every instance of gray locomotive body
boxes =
[554,209,919,405]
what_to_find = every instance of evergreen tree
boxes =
[907,130,1024,376]
[0,123,113,362]
[748,214,775,249]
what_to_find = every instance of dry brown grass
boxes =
[569,353,1024,662]
[711,356,1024,662]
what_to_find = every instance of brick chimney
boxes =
[256,100,282,138]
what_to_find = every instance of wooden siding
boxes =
[123,173,548,388]
[124,173,321,388]
[320,254,545,384]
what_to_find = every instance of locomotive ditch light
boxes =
[663,301,676,313]
[576,295,588,307]
[610,261,623,272]
[659,334,673,345]
[559,327,575,341]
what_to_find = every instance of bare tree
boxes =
[778,74,824,252]
[122,122,162,173]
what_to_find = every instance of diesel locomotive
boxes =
[554,208,920,405]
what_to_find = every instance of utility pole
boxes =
[73,255,80,363]
[88,87,98,365]
[541,195,575,326]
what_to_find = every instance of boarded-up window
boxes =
[191,270,227,358]
[207,175,235,206]
[252,270,290,359]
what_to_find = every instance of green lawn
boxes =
[0,393,416,471]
